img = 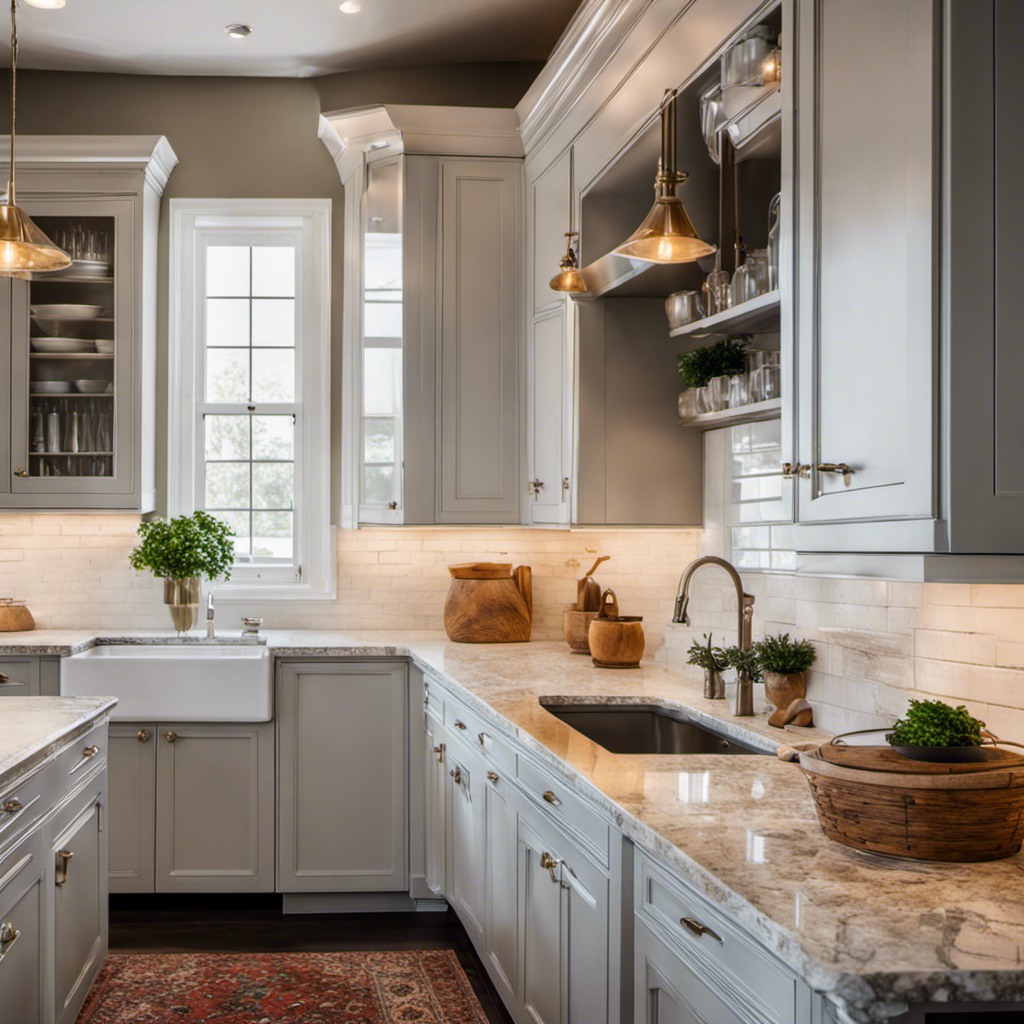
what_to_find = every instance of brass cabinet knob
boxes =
[55,849,74,887]
[137,729,152,743]
[12,469,27,478]
[165,731,178,744]
[82,745,100,759]
[542,790,562,807]
[486,771,499,783]
[539,852,560,884]
[454,720,467,731]
[449,766,462,785]
[432,743,445,763]
[3,798,22,814]
[680,917,723,944]
[0,920,20,961]
[562,476,570,492]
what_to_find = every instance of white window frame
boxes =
[168,199,335,602]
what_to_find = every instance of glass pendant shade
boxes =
[0,200,71,278]
[613,88,716,265]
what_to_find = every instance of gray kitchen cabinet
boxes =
[52,787,107,1024]
[277,661,408,893]
[107,723,156,894]
[445,736,487,946]
[155,722,274,893]
[482,766,518,1010]
[0,136,175,511]
[0,832,46,1024]
[0,656,59,698]
[424,711,447,896]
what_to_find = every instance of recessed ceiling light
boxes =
[339,2,362,13]
[225,23,252,39]
[23,0,67,8]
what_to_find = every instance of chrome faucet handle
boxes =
[241,617,263,640]
[206,593,215,618]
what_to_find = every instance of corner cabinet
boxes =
[0,135,176,511]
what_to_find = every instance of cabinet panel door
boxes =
[562,849,609,1024]
[446,742,486,945]
[277,662,408,892]
[438,158,522,523]
[155,723,274,892]
[528,307,571,525]
[107,724,156,893]
[483,772,518,1008]
[424,716,447,895]
[531,150,572,314]
[517,816,562,1024]
[53,793,107,1024]
[795,0,936,528]
[0,839,45,1024]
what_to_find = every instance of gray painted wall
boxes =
[2,66,540,517]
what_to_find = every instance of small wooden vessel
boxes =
[588,590,644,669]
[0,599,34,632]
[444,562,532,643]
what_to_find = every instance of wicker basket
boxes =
[799,748,1024,862]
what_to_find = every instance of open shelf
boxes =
[29,392,113,399]
[679,396,782,430]
[30,353,114,360]
[37,276,115,284]
[669,289,780,340]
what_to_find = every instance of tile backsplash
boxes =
[2,514,1023,740]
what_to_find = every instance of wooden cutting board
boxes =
[818,743,1024,775]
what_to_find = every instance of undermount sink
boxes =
[61,644,273,722]
[540,701,771,756]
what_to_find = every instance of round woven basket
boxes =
[799,746,1024,862]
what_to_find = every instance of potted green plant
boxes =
[751,632,816,727]
[677,336,748,416]
[686,633,728,699]
[887,699,988,763]
[129,511,235,633]
[717,645,763,684]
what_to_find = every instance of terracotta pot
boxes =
[588,589,645,669]
[764,670,807,727]
[563,608,599,654]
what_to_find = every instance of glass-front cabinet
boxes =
[0,136,177,510]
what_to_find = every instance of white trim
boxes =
[168,198,336,601]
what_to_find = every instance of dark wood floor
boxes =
[109,895,515,1024]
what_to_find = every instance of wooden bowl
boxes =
[563,608,598,654]
[0,602,34,632]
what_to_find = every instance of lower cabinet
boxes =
[483,768,518,1010]
[446,737,487,945]
[424,712,447,895]
[0,832,46,1023]
[107,721,274,893]
[276,661,408,892]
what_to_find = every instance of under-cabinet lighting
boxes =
[340,1,362,12]
[225,23,252,39]
[23,0,66,8]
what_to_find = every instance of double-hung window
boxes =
[169,200,334,600]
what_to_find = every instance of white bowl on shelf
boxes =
[31,317,92,339]
[32,381,73,394]
[30,304,105,319]
[30,338,95,354]
[93,339,115,354]
[73,380,110,394]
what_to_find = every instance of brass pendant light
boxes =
[612,88,716,264]
[548,231,587,294]
[0,0,71,279]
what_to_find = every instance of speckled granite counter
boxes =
[0,695,117,790]
[3,629,1023,1020]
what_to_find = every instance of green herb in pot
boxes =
[752,632,817,674]
[686,633,727,671]
[717,645,763,683]
[677,336,749,390]
[888,699,985,748]
[129,510,236,582]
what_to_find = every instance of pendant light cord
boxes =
[8,0,16,203]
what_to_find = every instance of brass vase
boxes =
[163,577,200,634]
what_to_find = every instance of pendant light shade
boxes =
[549,231,587,294]
[0,0,71,279]
[612,88,716,264]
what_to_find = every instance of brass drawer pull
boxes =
[82,745,100,759]
[0,673,9,684]
[478,732,487,746]
[2,798,22,814]
[0,920,20,964]
[542,790,561,807]
[165,731,178,744]
[12,469,27,478]
[55,849,74,887]
[817,462,854,486]
[680,917,723,944]
[137,729,152,743]
[781,461,810,479]
[433,743,445,763]
[486,771,499,782]
[539,851,560,884]
[449,766,462,785]
[454,720,467,730]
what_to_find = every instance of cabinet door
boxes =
[794,0,937,538]
[155,723,274,892]
[8,196,139,506]
[527,306,572,525]
[0,657,40,697]
[277,662,408,892]
[0,836,45,1024]
[531,149,572,315]
[107,724,156,893]
[483,770,518,1008]
[424,715,447,895]
[437,158,522,524]
[517,816,563,1024]
[53,790,108,1024]
[446,741,486,945]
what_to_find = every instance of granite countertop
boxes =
[4,629,1023,1020]
[0,695,118,791]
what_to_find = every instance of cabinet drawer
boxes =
[444,695,516,776]
[423,678,444,723]
[0,659,38,697]
[54,723,106,782]
[636,852,796,1024]
[516,754,609,865]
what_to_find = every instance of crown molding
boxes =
[0,134,179,193]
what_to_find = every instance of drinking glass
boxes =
[706,376,729,412]
[705,269,731,315]
[63,409,81,454]
[727,373,748,408]
[761,353,781,400]
[31,408,45,452]
[745,249,771,298]
[46,410,61,453]
[678,390,699,419]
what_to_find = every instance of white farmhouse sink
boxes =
[61,644,273,722]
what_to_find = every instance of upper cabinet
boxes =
[0,136,176,511]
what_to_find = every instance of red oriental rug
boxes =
[75,950,491,1023]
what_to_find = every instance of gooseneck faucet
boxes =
[672,556,756,716]
[206,592,215,640]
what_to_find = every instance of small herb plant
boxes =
[686,633,727,672]
[752,632,817,675]
[129,511,235,582]
[718,645,763,684]
[677,336,749,390]
[888,700,985,748]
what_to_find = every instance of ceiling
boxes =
[6,0,583,77]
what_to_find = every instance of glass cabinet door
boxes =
[7,196,135,498]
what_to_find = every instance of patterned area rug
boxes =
[76,950,491,1023]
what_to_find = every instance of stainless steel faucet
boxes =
[206,593,215,639]
[672,555,756,716]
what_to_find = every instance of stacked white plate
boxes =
[32,381,73,394]
[30,304,105,319]
[94,339,115,354]
[30,338,95,354]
